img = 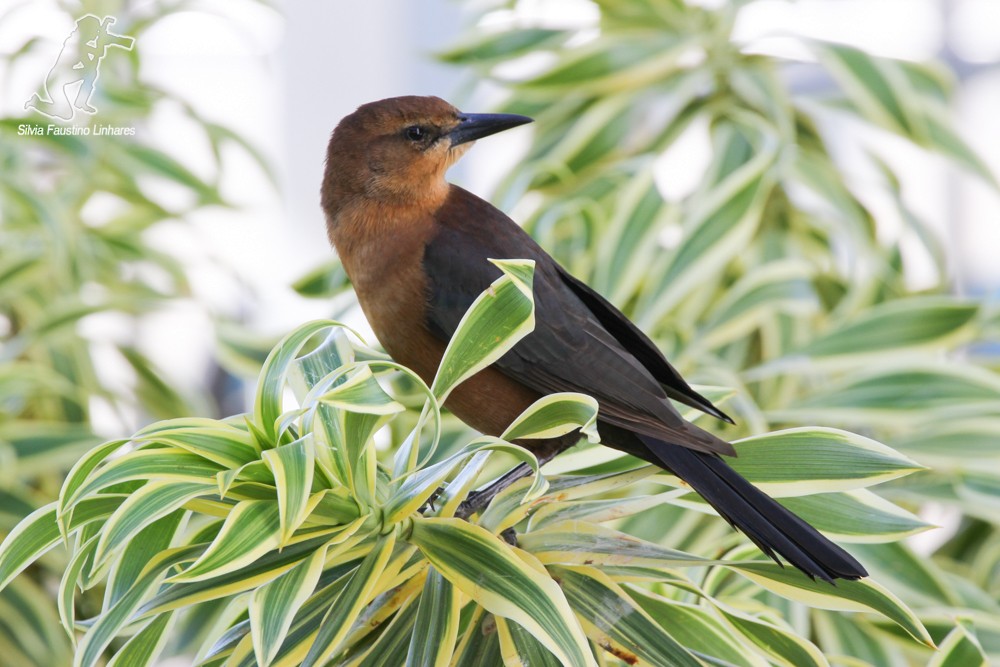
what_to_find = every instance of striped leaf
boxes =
[302,532,397,667]
[254,321,355,445]
[94,481,213,567]
[928,623,988,667]
[727,428,923,496]
[779,490,931,543]
[792,298,977,364]
[170,499,282,582]
[75,545,204,667]
[263,436,314,545]
[133,421,261,468]
[432,259,536,402]
[452,609,503,667]
[637,122,775,327]
[813,40,996,186]
[711,603,827,667]
[519,520,710,568]
[438,28,568,64]
[0,502,62,592]
[519,35,688,94]
[105,612,175,667]
[385,438,542,526]
[495,615,564,667]
[405,568,459,667]
[629,591,770,667]
[550,565,702,667]
[67,449,224,503]
[409,517,595,667]
[137,535,339,619]
[770,365,1000,426]
[58,439,129,522]
[813,41,925,139]
[58,533,99,642]
[106,510,186,608]
[318,366,405,416]
[732,562,934,647]
[0,495,127,592]
[696,260,817,352]
[249,546,327,667]
[340,597,419,667]
[501,392,600,443]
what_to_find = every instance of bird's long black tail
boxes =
[639,435,867,582]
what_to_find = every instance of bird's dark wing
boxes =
[423,186,734,456]
[554,266,733,423]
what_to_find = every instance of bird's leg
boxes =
[456,432,579,520]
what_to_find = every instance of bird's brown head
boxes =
[322,96,531,219]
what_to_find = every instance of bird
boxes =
[321,95,867,582]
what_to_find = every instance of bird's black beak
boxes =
[447,112,533,146]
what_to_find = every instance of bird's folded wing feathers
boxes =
[422,196,734,457]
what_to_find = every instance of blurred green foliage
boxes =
[0,0,271,663]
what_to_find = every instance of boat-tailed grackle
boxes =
[321,95,867,582]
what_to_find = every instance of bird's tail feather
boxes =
[639,435,867,582]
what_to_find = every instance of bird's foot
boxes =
[420,486,445,514]
[500,527,518,546]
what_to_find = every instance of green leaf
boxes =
[770,365,1000,426]
[1,496,126,592]
[138,534,340,618]
[409,517,595,667]
[439,28,568,64]
[318,366,405,415]
[710,602,827,667]
[94,481,213,566]
[928,623,988,667]
[726,428,923,496]
[696,260,817,352]
[291,259,350,298]
[519,35,686,93]
[255,321,356,445]
[249,546,327,667]
[813,41,922,138]
[133,420,261,468]
[638,122,775,326]
[432,259,536,402]
[495,615,563,667]
[170,499,281,582]
[107,511,186,608]
[302,532,396,667]
[550,565,702,667]
[519,520,711,568]
[105,613,175,667]
[501,392,600,443]
[67,448,225,503]
[0,503,63,591]
[263,436,315,545]
[779,490,931,543]
[798,297,977,361]
[453,609,503,667]
[732,562,935,647]
[406,568,460,667]
[75,546,204,667]
[630,591,770,667]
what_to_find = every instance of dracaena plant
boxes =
[0,260,936,666]
[423,1,1000,664]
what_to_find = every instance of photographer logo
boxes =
[24,15,134,121]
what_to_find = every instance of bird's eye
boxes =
[405,126,426,141]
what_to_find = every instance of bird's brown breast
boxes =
[329,200,540,438]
